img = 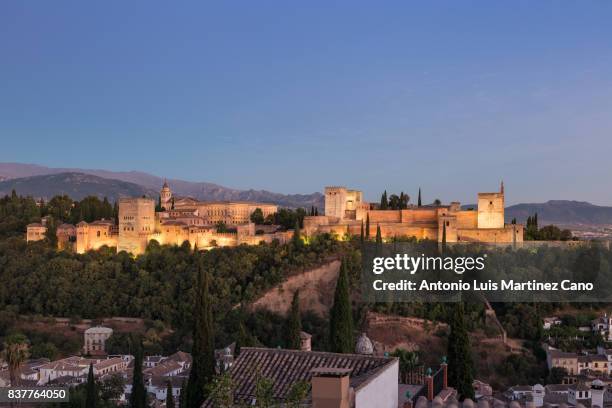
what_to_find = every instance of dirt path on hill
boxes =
[249,259,342,317]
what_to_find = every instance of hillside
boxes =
[0,172,157,201]
[0,162,324,208]
[505,200,612,225]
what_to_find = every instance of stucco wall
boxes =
[355,359,399,408]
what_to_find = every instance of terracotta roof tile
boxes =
[202,347,395,406]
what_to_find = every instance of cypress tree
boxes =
[179,379,187,408]
[236,320,258,356]
[360,220,364,244]
[418,188,422,207]
[186,260,216,407]
[166,381,175,408]
[113,201,119,225]
[442,222,447,243]
[292,219,302,248]
[329,260,354,353]
[380,190,388,210]
[365,213,370,239]
[314,207,318,216]
[534,212,538,229]
[447,303,475,400]
[287,290,302,349]
[130,337,146,408]
[86,363,96,408]
[375,224,382,244]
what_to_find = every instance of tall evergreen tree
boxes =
[442,222,447,250]
[380,190,388,210]
[360,220,364,244]
[375,224,382,244]
[129,337,146,408]
[113,201,119,225]
[179,379,187,408]
[86,363,97,408]
[287,290,302,349]
[447,303,475,400]
[418,188,422,207]
[166,381,175,408]
[365,213,370,239]
[292,219,302,249]
[186,260,216,407]
[534,212,538,229]
[314,207,318,216]
[329,260,354,353]
[236,320,258,356]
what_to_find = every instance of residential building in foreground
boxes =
[202,347,399,408]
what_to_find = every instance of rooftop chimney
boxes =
[300,331,312,352]
[311,367,351,408]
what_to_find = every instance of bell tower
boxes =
[160,180,172,210]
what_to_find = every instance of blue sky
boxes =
[1,2,612,205]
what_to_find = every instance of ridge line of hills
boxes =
[1,163,612,225]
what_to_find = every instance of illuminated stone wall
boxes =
[308,184,522,244]
[477,192,505,229]
[117,197,156,255]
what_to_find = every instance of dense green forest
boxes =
[0,234,348,352]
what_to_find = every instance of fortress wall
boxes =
[377,224,438,240]
[457,225,522,243]
[88,235,118,250]
[368,210,402,223]
[456,211,478,229]
[400,208,439,224]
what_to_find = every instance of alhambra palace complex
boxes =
[305,181,523,244]
[26,181,522,254]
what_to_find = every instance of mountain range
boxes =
[505,200,612,226]
[0,163,324,208]
[1,163,612,225]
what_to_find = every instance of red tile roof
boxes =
[202,347,395,407]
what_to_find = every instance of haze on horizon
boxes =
[1,2,612,206]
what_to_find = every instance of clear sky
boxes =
[1,2,612,205]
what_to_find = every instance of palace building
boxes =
[26,181,523,253]
[27,182,288,255]
[303,182,523,243]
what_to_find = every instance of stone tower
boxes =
[117,197,155,255]
[477,181,505,229]
[160,180,172,210]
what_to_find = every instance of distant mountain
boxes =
[0,172,157,202]
[505,200,612,226]
[0,163,324,208]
